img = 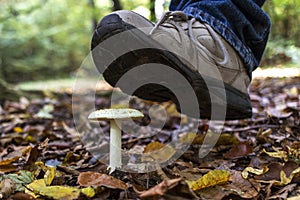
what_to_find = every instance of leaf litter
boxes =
[0,76,300,199]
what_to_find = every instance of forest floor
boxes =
[0,68,300,199]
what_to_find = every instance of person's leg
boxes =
[90,1,270,120]
[169,0,271,74]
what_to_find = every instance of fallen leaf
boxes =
[284,86,299,98]
[268,184,297,199]
[288,195,300,200]
[35,104,54,119]
[172,167,204,181]
[0,146,32,166]
[288,142,300,162]
[25,179,95,200]
[44,165,56,186]
[179,132,198,144]
[78,171,128,190]
[194,186,229,200]
[257,128,273,142]
[142,141,176,163]
[277,167,300,185]
[186,170,230,191]
[0,164,18,173]
[223,170,260,199]
[13,127,23,133]
[3,170,33,192]
[161,102,182,117]
[242,166,268,179]
[180,132,239,147]
[7,192,36,200]
[223,141,253,159]
[263,147,289,162]
[135,178,196,200]
[0,178,16,199]
[267,108,293,119]
[253,161,300,185]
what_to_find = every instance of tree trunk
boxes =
[88,0,98,31]
[149,0,156,22]
[112,0,122,11]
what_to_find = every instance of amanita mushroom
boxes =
[88,108,144,173]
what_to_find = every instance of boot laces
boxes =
[149,11,228,66]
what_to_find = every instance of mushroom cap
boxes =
[88,108,144,121]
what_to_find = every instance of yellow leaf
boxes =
[288,195,300,200]
[44,166,56,186]
[143,141,165,153]
[25,135,36,143]
[216,133,239,146]
[263,148,289,162]
[13,127,23,133]
[179,132,197,144]
[81,187,95,197]
[242,166,269,179]
[279,171,290,185]
[25,179,95,200]
[186,170,230,191]
[276,167,300,186]
[161,102,181,117]
[142,142,176,162]
[25,179,46,198]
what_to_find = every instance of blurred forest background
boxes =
[0,0,300,84]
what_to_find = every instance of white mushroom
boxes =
[88,108,144,173]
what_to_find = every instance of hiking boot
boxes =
[91,10,252,120]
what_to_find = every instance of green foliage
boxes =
[263,0,300,45]
[0,0,159,83]
[4,170,34,191]
[0,0,109,83]
[262,0,300,66]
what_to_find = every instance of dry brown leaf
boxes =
[267,108,293,119]
[288,142,300,161]
[0,164,18,173]
[0,146,32,166]
[223,170,260,199]
[77,171,128,190]
[194,186,229,200]
[223,141,253,159]
[253,161,300,185]
[0,178,16,199]
[7,192,36,200]
[172,167,204,181]
[136,178,196,200]
[180,133,239,146]
[269,183,297,199]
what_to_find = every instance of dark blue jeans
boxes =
[170,0,271,75]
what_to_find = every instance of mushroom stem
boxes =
[109,119,122,173]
